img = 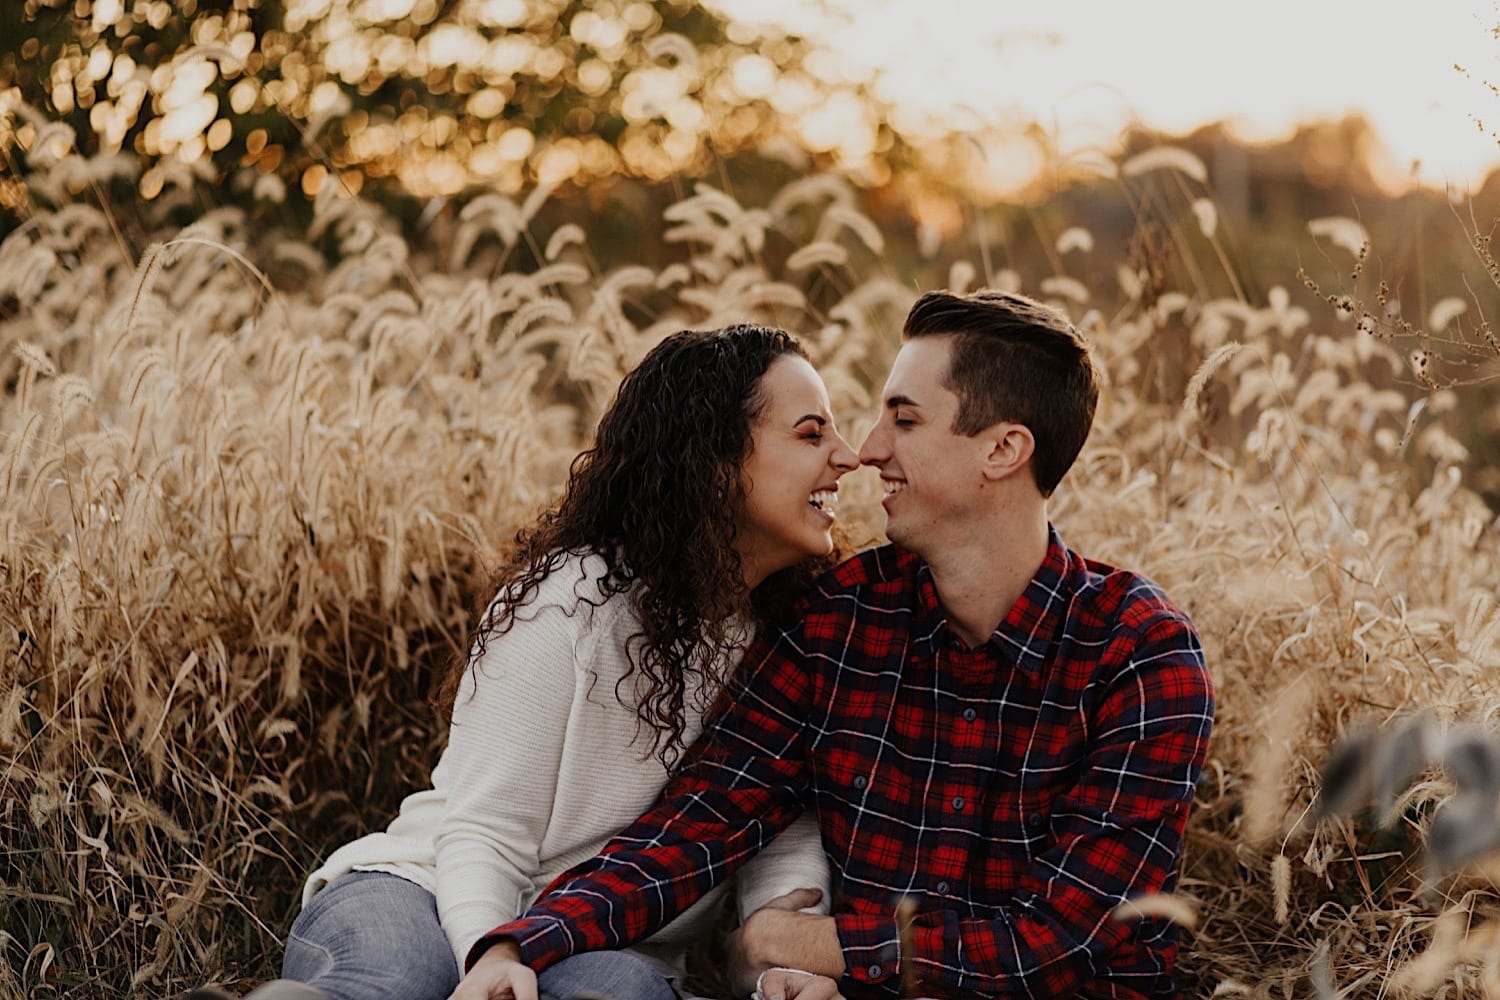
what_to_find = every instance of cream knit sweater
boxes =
[301,551,830,975]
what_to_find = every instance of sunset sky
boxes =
[713,0,1500,193]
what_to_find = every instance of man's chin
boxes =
[884,519,937,556]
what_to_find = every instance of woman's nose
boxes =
[831,433,858,472]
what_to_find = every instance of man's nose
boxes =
[857,422,887,467]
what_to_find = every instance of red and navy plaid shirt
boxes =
[475,527,1214,999]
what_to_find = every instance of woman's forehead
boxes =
[759,355,830,413]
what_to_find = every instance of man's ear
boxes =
[981,423,1034,482]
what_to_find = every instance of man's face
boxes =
[858,337,991,553]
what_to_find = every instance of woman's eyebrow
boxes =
[794,414,828,427]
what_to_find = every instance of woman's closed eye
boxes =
[796,417,829,442]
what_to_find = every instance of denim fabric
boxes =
[536,950,679,1000]
[282,871,459,1000]
[283,871,686,1000]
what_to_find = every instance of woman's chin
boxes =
[757,528,838,577]
[805,532,836,558]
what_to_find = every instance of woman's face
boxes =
[734,355,858,589]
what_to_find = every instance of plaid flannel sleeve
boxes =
[466,628,816,973]
[837,613,1215,998]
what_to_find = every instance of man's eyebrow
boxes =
[884,394,921,410]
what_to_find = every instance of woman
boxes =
[231,325,857,1000]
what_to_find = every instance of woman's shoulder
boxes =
[464,550,636,692]
[518,548,634,625]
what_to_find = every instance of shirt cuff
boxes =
[833,911,900,987]
[466,916,574,973]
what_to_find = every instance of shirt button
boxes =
[853,775,867,790]
[936,880,950,894]
[962,708,977,722]
[867,964,883,978]
[951,796,965,811]
[1027,812,1044,829]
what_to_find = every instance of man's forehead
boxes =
[884,337,953,396]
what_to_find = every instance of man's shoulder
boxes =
[1072,552,1199,641]
[758,545,919,647]
[744,545,918,670]
[1065,550,1213,706]
[813,544,921,601]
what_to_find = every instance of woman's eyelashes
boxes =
[797,417,828,442]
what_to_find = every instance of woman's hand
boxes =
[753,967,844,1000]
[447,942,537,1000]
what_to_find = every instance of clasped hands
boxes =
[447,886,843,1000]
[749,966,844,1000]
[728,887,844,1000]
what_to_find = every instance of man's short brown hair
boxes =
[903,289,1098,496]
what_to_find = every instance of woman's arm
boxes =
[433,569,601,967]
[734,812,830,922]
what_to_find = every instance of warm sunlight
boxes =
[711,0,1500,193]
[12,3,1500,994]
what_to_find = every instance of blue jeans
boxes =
[284,871,680,1000]
[539,952,682,1000]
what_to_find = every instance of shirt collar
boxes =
[913,560,946,649]
[912,524,1075,675]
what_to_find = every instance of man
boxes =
[453,289,1215,999]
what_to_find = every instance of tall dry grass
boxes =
[4,129,1500,997]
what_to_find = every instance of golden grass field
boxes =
[5,134,1500,997]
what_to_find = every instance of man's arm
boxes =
[465,627,819,974]
[828,614,1212,998]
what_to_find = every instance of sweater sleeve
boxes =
[734,812,831,922]
[433,561,604,968]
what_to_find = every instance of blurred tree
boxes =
[1,0,899,228]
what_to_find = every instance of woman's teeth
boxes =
[809,490,838,513]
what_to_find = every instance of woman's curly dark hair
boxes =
[435,324,831,768]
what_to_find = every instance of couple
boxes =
[247,289,1214,1000]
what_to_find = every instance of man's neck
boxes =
[923,505,1050,649]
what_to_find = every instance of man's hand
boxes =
[753,968,845,1000]
[447,941,537,1000]
[727,887,842,997]
[752,886,825,913]
[727,888,823,996]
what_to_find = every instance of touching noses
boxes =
[830,432,858,473]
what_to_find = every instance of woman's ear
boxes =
[981,423,1034,483]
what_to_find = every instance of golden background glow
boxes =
[4,0,1498,208]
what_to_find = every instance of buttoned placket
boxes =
[924,631,993,905]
